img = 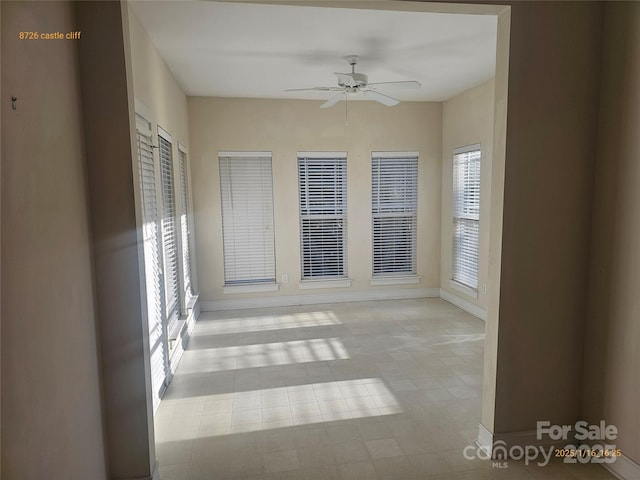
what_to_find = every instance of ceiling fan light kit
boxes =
[285,55,421,109]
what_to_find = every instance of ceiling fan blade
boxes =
[284,87,336,92]
[320,93,345,109]
[368,81,421,89]
[363,90,399,107]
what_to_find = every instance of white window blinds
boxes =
[372,152,418,276]
[159,132,181,324]
[452,146,481,289]
[178,148,193,302]
[219,153,276,285]
[298,153,347,280]
[136,114,168,410]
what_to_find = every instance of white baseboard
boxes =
[494,429,556,448]
[475,424,639,477]
[477,423,494,454]
[121,472,157,480]
[476,424,560,456]
[604,453,640,480]
[440,288,487,321]
[201,288,439,311]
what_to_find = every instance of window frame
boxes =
[371,151,419,279]
[297,152,349,284]
[158,126,182,330]
[177,144,195,307]
[134,107,170,411]
[218,151,278,292]
[451,143,481,294]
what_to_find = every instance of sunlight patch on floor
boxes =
[178,337,350,374]
[155,378,402,442]
[193,311,342,336]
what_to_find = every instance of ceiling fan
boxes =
[285,55,421,108]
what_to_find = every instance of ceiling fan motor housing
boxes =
[338,72,368,88]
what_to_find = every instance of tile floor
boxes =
[155,298,615,480]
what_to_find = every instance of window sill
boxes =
[186,293,199,310]
[449,279,478,299]
[370,275,421,286]
[168,318,186,342]
[298,279,351,290]
[223,283,279,294]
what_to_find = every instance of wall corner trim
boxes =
[440,289,487,321]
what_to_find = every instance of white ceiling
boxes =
[130,1,497,103]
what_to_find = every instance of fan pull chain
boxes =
[344,92,348,126]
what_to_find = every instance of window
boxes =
[452,145,481,290]
[298,153,347,280]
[219,152,276,286]
[136,113,168,410]
[178,147,194,303]
[158,128,181,326]
[371,152,418,277]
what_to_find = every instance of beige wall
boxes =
[0,3,3,476]
[75,2,158,477]
[4,0,639,474]
[188,97,442,302]
[441,79,495,311]
[489,0,603,434]
[1,2,107,478]
[481,3,510,436]
[583,1,640,466]
[128,6,190,153]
